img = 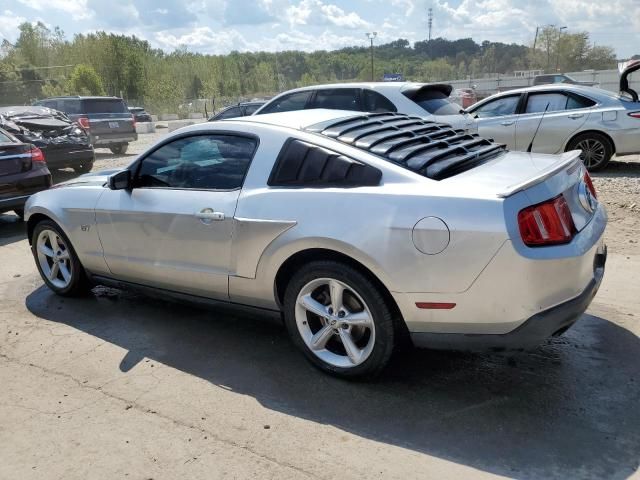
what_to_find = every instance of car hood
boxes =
[53,169,122,188]
[619,59,640,101]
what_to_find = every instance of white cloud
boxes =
[0,10,27,43]
[286,0,370,29]
[16,0,93,21]
[155,27,257,53]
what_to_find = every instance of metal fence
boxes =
[447,69,640,98]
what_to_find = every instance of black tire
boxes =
[109,143,128,155]
[283,260,395,379]
[73,162,93,174]
[566,132,613,171]
[13,208,24,220]
[31,219,91,297]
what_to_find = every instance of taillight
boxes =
[78,117,90,129]
[518,195,576,247]
[131,114,136,128]
[583,171,597,198]
[30,147,46,164]
[628,112,640,119]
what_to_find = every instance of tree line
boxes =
[0,23,623,113]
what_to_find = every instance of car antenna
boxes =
[527,102,550,153]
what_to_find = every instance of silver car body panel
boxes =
[25,110,606,337]
[468,84,640,156]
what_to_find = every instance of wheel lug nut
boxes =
[327,307,333,315]
[338,311,345,318]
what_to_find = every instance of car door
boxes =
[469,94,521,149]
[514,91,592,153]
[94,133,258,299]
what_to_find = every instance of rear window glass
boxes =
[406,89,462,116]
[81,99,128,114]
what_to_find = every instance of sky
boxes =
[1,0,639,58]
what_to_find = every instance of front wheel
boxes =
[283,261,395,379]
[109,143,128,155]
[566,133,613,171]
[31,220,90,296]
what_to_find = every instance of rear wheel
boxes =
[31,220,90,296]
[283,261,395,379]
[109,143,128,155]
[566,132,613,171]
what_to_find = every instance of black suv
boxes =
[34,96,137,154]
[208,102,265,121]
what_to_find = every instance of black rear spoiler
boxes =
[401,83,453,100]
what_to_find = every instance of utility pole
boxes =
[428,8,433,41]
[555,26,567,72]
[365,32,377,81]
[533,26,539,51]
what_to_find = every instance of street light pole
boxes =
[555,26,567,72]
[365,32,377,81]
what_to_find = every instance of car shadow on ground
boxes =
[593,158,640,179]
[25,286,640,480]
[0,214,27,246]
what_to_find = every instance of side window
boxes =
[243,104,262,115]
[268,139,381,187]
[215,106,242,120]
[473,96,520,118]
[136,135,257,190]
[60,100,81,114]
[566,94,596,110]
[259,91,312,114]
[525,93,568,113]
[362,90,397,112]
[311,89,361,111]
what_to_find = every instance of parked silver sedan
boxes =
[467,83,640,170]
[24,110,607,378]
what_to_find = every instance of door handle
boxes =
[196,208,225,223]
[568,113,584,119]
[500,120,515,126]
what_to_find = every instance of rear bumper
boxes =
[0,168,52,213]
[411,247,606,350]
[42,147,95,169]
[91,133,138,146]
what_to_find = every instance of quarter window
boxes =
[136,135,257,190]
[362,90,397,112]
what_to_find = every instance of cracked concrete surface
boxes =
[1,148,639,479]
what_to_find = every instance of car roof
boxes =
[270,82,448,94]
[492,84,601,96]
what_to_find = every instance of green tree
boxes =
[67,64,105,95]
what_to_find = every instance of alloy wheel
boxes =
[295,278,376,368]
[36,229,73,289]
[576,138,606,169]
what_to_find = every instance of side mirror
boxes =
[108,170,132,190]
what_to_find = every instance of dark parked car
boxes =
[533,74,598,87]
[0,106,95,173]
[0,127,51,219]
[128,106,153,123]
[34,96,137,155]
[208,102,265,121]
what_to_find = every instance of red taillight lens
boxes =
[518,195,576,247]
[30,147,46,164]
[131,114,136,128]
[78,117,90,129]
[628,112,640,119]
[583,171,597,199]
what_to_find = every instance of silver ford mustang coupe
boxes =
[24,110,607,378]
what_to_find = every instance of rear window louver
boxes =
[306,112,506,180]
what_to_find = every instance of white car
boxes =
[253,82,477,133]
[25,110,607,378]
